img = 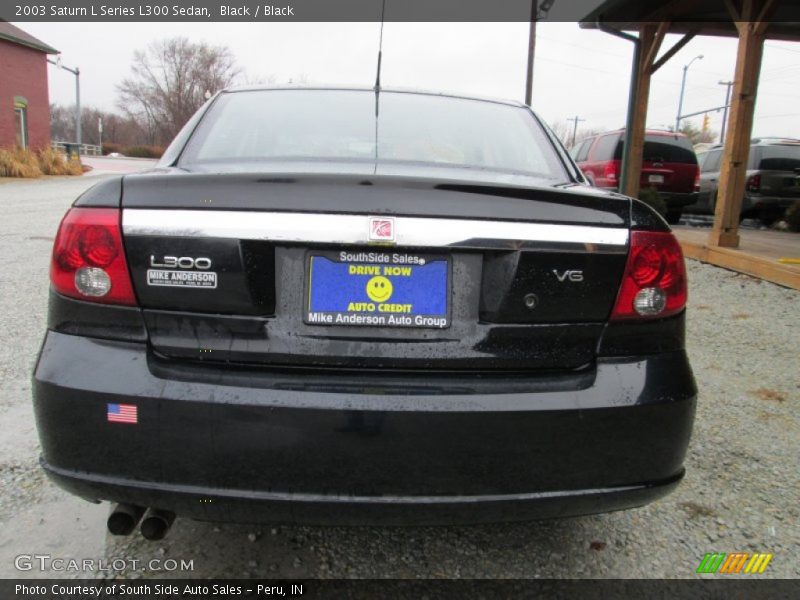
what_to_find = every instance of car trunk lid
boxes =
[121,169,631,372]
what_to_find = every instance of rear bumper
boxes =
[41,460,684,526]
[744,194,797,213]
[658,191,698,209]
[33,331,697,525]
[684,193,796,216]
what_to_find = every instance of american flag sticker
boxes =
[107,403,138,424]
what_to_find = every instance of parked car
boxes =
[33,87,696,539]
[688,137,800,224]
[571,129,699,224]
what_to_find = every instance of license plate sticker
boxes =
[305,251,450,328]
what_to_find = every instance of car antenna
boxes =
[373,0,387,172]
[374,0,387,112]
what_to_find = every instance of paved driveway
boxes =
[0,175,797,580]
[82,156,158,174]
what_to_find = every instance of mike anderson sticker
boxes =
[306,251,450,329]
[147,269,218,289]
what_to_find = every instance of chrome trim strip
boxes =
[122,210,629,251]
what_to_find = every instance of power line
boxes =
[534,34,798,86]
[534,55,620,75]
[754,112,800,120]
[535,33,630,60]
[537,55,720,92]
[765,43,800,55]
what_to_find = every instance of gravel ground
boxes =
[0,175,797,579]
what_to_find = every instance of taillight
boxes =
[611,231,687,321]
[746,173,761,193]
[693,166,700,192]
[604,161,618,182]
[50,208,137,305]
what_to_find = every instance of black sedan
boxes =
[33,87,696,540]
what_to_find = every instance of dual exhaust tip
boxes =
[107,504,175,540]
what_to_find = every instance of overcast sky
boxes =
[16,21,800,142]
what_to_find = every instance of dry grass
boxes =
[0,147,84,178]
[37,147,83,176]
[589,540,607,551]
[751,388,787,403]
[0,148,42,178]
[757,411,792,425]
[678,501,717,519]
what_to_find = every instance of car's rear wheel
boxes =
[710,193,747,223]
[665,208,683,225]
[758,210,781,227]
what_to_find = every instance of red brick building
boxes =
[0,23,58,150]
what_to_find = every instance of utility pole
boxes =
[568,115,586,147]
[524,0,538,105]
[718,80,733,145]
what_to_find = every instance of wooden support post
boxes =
[710,1,770,248]
[622,24,666,199]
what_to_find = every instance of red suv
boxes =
[571,130,699,224]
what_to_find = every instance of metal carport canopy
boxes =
[578,0,800,249]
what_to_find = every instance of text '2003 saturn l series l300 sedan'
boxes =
[33,87,696,540]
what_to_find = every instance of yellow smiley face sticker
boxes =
[366,276,393,303]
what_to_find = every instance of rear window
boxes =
[701,149,723,173]
[180,89,566,179]
[613,134,697,164]
[573,139,592,162]
[593,134,619,160]
[756,145,800,170]
[696,151,707,169]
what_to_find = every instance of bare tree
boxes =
[116,37,241,146]
[548,119,603,148]
[50,104,72,141]
[678,120,718,145]
[548,120,573,145]
[240,73,278,86]
[573,127,603,145]
[51,103,150,148]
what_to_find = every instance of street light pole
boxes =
[675,54,703,132]
[523,0,557,105]
[74,67,81,147]
[718,80,733,145]
[47,57,81,149]
[524,0,537,105]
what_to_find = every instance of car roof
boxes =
[580,128,689,142]
[220,84,529,109]
[750,137,800,145]
[704,137,800,151]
